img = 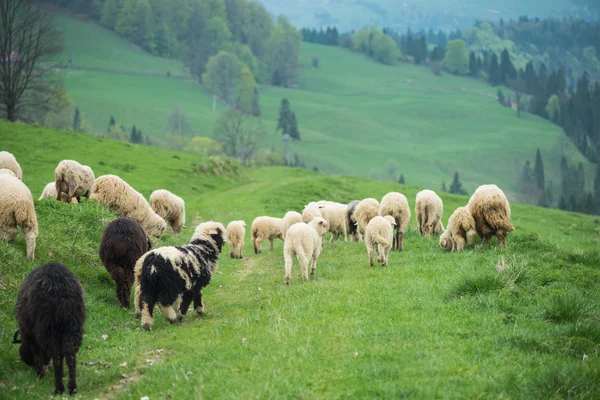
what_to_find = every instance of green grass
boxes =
[55,15,596,204]
[1,121,599,398]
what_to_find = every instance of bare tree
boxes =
[0,0,63,121]
[214,110,266,166]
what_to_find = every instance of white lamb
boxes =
[0,151,22,179]
[283,217,329,284]
[226,220,246,259]
[439,207,477,252]
[54,160,95,203]
[281,211,302,240]
[379,192,411,252]
[251,216,284,253]
[415,189,444,238]
[318,203,349,243]
[150,189,186,234]
[364,215,396,267]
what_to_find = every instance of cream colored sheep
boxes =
[318,203,349,243]
[379,192,411,252]
[251,216,283,253]
[54,160,95,203]
[226,220,246,259]
[439,207,477,252]
[364,215,396,267]
[0,169,37,261]
[38,182,77,203]
[352,198,380,237]
[150,189,186,234]
[301,205,322,224]
[281,211,302,240]
[90,175,166,237]
[415,189,444,239]
[467,184,515,248]
[283,217,328,284]
[0,151,22,179]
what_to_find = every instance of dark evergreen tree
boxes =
[108,115,116,132]
[468,51,479,77]
[534,148,545,191]
[430,45,445,62]
[500,49,517,84]
[73,107,81,132]
[488,54,501,86]
[288,112,300,141]
[252,87,261,117]
[398,174,405,184]
[449,171,467,195]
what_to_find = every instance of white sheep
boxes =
[54,160,95,203]
[251,216,283,253]
[318,203,349,243]
[226,220,246,259]
[467,184,515,248]
[0,151,22,179]
[283,217,328,284]
[439,207,477,252]
[90,175,166,237]
[415,189,444,238]
[379,192,411,251]
[0,169,37,261]
[150,189,186,234]
[352,198,380,236]
[364,215,396,267]
[301,204,322,224]
[38,182,77,203]
[281,211,302,240]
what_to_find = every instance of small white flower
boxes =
[101,333,108,340]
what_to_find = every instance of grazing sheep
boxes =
[301,204,322,224]
[439,207,477,252]
[134,221,225,330]
[281,211,302,240]
[284,217,328,284]
[352,198,380,236]
[226,220,246,259]
[39,182,77,203]
[54,160,95,203]
[0,150,22,179]
[90,175,166,238]
[347,200,361,241]
[0,169,37,261]
[318,203,349,243]
[99,217,152,308]
[14,263,85,395]
[150,189,186,234]
[415,190,444,238]
[467,184,514,248]
[251,216,283,253]
[364,216,396,267]
[379,192,411,252]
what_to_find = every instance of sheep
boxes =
[318,202,349,243]
[364,216,396,267]
[90,175,166,238]
[352,198,380,236]
[99,217,152,308]
[150,189,186,234]
[415,189,444,238]
[439,207,477,252]
[281,211,302,240]
[283,217,328,284]
[301,204,322,224]
[251,216,283,254]
[134,221,225,330]
[54,160,95,203]
[0,150,22,179]
[0,169,37,261]
[379,192,411,252]
[39,182,77,203]
[347,200,361,242]
[13,263,86,395]
[226,220,246,259]
[467,184,515,248]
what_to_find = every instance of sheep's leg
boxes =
[1,226,18,242]
[296,250,310,281]
[497,231,507,248]
[377,244,387,266]
[111,267,131,309]
[52,356,65,394]
[269,238,274,250]
[397,231,403,252]
[466,230,475,246]
[134,282,142,318]
[252,236,258,254]
[158,303,180,324]
[66,353,77,395]
[310,256,317,275]
[330,232,339,243]
[25,232,36,262]
[194,290,204,315]
[455,235,466,252]
[255,237,263,254]
[140,298,155,330]
[284,253,293,284]
[368,246,374,267]
[179,291,194,316]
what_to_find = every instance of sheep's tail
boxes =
[251,228,258,254]
[374,233,390,248]
[485,209,514,233]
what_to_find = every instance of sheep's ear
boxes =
[318,220,324,225]
[208,227,219,235]
[12,330,21,344]
[182,225,188,229]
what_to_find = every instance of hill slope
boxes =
[1,121,599,399]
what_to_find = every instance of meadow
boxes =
[56,15,596,203]
[0,121,599,399]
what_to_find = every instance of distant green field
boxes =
[56,15,595,204]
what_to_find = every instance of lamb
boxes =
[379,192,411,252]
[0,150,22,179]
[13,263,86,395]
[134,221,225,330]
[364,216,396,267]
[415,189,444,238]
[439,207,477,252]
[39,182,77,203]
[347,200,361,241]
[0,169,38,261]
[467,184,515,248]
[226,220,246,259]
[90,175,166,238]
[318,202,349,243]
[251,216,284,253]
[54,160,95,203]
[150,189,186,234]
[281,211,302,240]
[283,217,328,284]
[301,204,322,224]
[99,217,152,308]
[352,198,380,236]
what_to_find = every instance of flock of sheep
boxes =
[0,149,514,395]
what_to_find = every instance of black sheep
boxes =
[99,217,152,308]
[14,263,86,395]
[134,221,225,330]
[347,200,360,241]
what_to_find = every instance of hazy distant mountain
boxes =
[257,0,599,32]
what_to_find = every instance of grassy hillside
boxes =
[57,15,596,203]
[1,121,599,398]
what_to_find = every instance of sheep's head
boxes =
[309,217,328,237]
[191,221,227,252]
[149,215,167,238]
[383,215,396,227]
[439,231,452,251]
[146,235,153,251]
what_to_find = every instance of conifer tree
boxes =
[449,171,467,195]
[488,54,501,85]
[533,149,545,191]
[108,115,116,132]
[399,174,405,184]
[73,107,81,132]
